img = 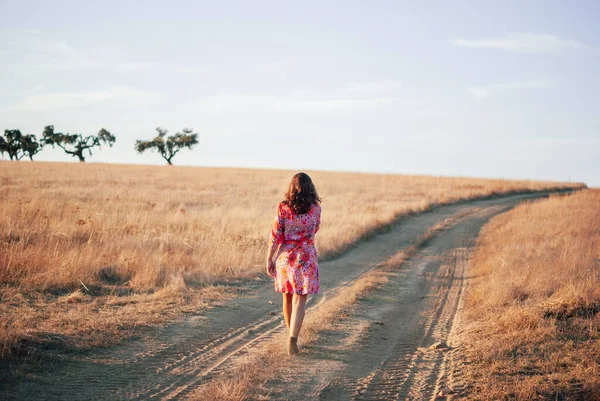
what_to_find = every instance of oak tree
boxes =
[0,129,32,160]
[135,127,199,165]
[43,125,115,162]
[21,133,44,160]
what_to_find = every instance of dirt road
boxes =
[267,205,502,400]
[0,192,561,400]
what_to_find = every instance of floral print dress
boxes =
[269,202,321,295]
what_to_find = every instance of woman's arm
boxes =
[266,241,279,276]
[266,204,284,276]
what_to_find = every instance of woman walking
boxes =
[266,172,322,355]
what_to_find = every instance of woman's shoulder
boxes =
[312,203,321,213]
[277,201,292,216]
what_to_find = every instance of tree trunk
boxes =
[77,153,86,162]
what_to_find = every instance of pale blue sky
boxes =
[1,1,598,185]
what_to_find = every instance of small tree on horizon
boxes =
[43,125,115,162]
[0,136,6,159]
[21,133,43,160]
[0,129,39,160]
[135,127,199,165]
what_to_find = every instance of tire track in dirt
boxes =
[1,193,560,401]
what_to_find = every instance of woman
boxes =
[266,172,322,355]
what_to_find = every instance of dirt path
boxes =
[0,192,559,400]
[267,205,504,400]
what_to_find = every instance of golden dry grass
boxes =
[460,189,600,400]
[0,161,582,359]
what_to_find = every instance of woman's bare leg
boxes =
[282,293,293,330]
[289,294,308,338]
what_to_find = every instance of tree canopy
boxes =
[21,133,43,160]
[0,129,43,160]
[43,126,115,162]
[135,127,199,165]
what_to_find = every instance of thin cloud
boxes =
[290,80,404,99]
[467,81,551,99]
[12,32,154,72]
[14,33,207,74]
[194,93,399,113]
[174,65,212,74]
[250,60,290,74]
[450,33,588,54]
[341,80,403,94]
[11,87,159,112]
[189,81,416,113]
[512,137,600,146]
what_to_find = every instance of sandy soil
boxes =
[0,192,564,400]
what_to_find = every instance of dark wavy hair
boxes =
[284,172,321,214]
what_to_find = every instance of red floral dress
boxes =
[269,202,321,295]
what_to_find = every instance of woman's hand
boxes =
[266,259,276,277]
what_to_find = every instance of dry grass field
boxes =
[0,161,582,360]
[461,189,600,400]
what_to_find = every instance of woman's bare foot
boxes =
[288,336,299,356]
